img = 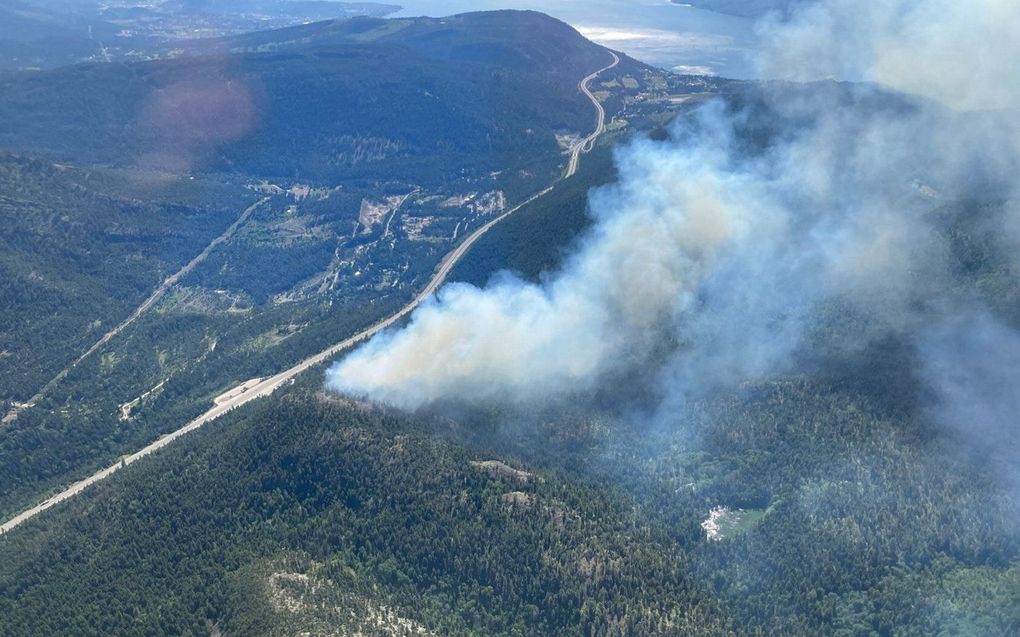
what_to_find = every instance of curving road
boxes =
[567,51,620,177]
[0,50,621,536]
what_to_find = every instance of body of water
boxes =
[391,0,759,78]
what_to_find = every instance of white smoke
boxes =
[327,130,756,407]
[327,0,1020,411]
[757,0,1020,112]
[919,313,1020,502]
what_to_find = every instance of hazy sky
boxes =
[393,0,758,77]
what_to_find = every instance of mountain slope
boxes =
[0,154,251,402]
[214,10,614,79]
[0,10,646,526]
[0,390,735,636]
[0,11,615,182]
[0,0,119,69]
[2,83,1018,637]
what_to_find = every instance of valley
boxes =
[1,5,1018,637]
[0,46,622,534]
[0,11,709,525]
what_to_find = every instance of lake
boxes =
[392,0,759,78]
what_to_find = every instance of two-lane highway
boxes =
[567,51,619,177]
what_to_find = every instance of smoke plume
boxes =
[756,0,1020,112]
[327,0,1020,417]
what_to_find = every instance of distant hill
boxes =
[0,11,615,182]
[0,0,120,68]
[211,11,613,79]
[164,0,399,15]
[0,0,402,69]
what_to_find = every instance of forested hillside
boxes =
[2,82,1019,636]
[0,154,252,401]
[0,11,680,526]
[0,388,734,637]
[2,307,1018,635]
[4,5,1016,637]
[0,11,610,183]
[0,0,120,69]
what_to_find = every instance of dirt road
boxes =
[2,198,269,425]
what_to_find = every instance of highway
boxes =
[0,50,620,536]
[567,51,619,176]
